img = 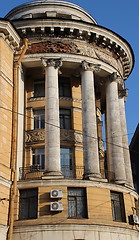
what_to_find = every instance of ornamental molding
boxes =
[0,71,13,87]
[26,129,83,144]
[118,89,128,101]
[42,58,62,69]
[82,60,101,72]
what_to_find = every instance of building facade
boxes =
[0,1,139,240]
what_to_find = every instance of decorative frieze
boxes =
[26,129,83,144]
[82,60,101,72]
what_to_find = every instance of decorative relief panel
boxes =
[26,129,45,143]
[26,129,83,144]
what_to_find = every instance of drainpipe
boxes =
[7,38,28,240]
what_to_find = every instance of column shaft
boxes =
[42,59,62,177]
[119,91,133,187]
[81,61,101,179]
[106,74,126,184]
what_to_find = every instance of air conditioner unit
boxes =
[50,189,63,198]
[50,202,63,211]
[129,215,139,225]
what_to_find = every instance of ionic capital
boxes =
[42,58,62,69]
[82,60,101,72]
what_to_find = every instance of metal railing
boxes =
[19,165,84,180]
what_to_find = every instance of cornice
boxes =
[12,19,133,78]
[0,20,21,51]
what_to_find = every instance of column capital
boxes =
[118,89,128,102]
[109,72,124,86]
[41,58,62,69]
[82,60,101,72]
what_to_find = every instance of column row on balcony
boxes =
[37,58,133,187]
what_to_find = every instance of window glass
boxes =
[34,109,45,129]
[19,189,38,220]
[59,77,71,98]
[68,188,87,218]
[34,79,45,97]
[60,109,71,129]
[32,148,45,170]
[111,191,126,222]
[60,148,73,178]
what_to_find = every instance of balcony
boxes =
[19,165,84,180]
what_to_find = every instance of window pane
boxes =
[68,188,87,218]
[19,189,38,220]
[32,148,45,169]
[34,79,45,97]
[111,191,126,222]
[59,109,71,129]
[33,110,45,129]
[59,78,71,97]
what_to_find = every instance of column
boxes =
[42,58,62,177]
[119,89,134,187]
[81,60,101,179]
[106,72,126,184]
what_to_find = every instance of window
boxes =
[34,78,45,97]
[33,109,45,129]
[32,148,45,170]
[19,189,38,220]
[60,109,71,129]
[60,148,73,178]
[59,77,71,97]
[111,191,126,222]
[68,188,87,218]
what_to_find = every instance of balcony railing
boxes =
[19,165,84,180]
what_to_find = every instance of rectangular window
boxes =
[68,188,87,218]
[34,109,45,129]
[32,148,45,170]
[111,191,126,222]
[60,109,71,129]
[59,77,71,97]
[34,79,45,97]
[60,148,73,178]
[19,189,38,220]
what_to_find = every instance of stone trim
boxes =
[0,176,11,188]
[0,70,13,87]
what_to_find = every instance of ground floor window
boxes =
[68,188,87,218]
[19,189,38,220]
[111,191,126,222]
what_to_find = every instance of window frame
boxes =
[33,78,45,97]
[32,147,45,170]
[59,77,71,98]
[60,147,74,178]
[68,188,88,219]
[33,109,45,129]
[110,191,126,222]
[59,108,71,129]
[19,188,38,220]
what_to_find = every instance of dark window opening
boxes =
[59,77,71,98]
[19,189,38,220]
[111,191,126,222]
[34,79,45,97]
[68,188,87,218]
[60,109,71,129]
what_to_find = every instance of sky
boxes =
[0,0,138,143]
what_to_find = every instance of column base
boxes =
[42,171,64,179]
[84,173,102,180]
[114,179,126,185]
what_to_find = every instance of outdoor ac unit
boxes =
[50,189,63,198]
[50,202,63,211]
[129,215,139,225]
